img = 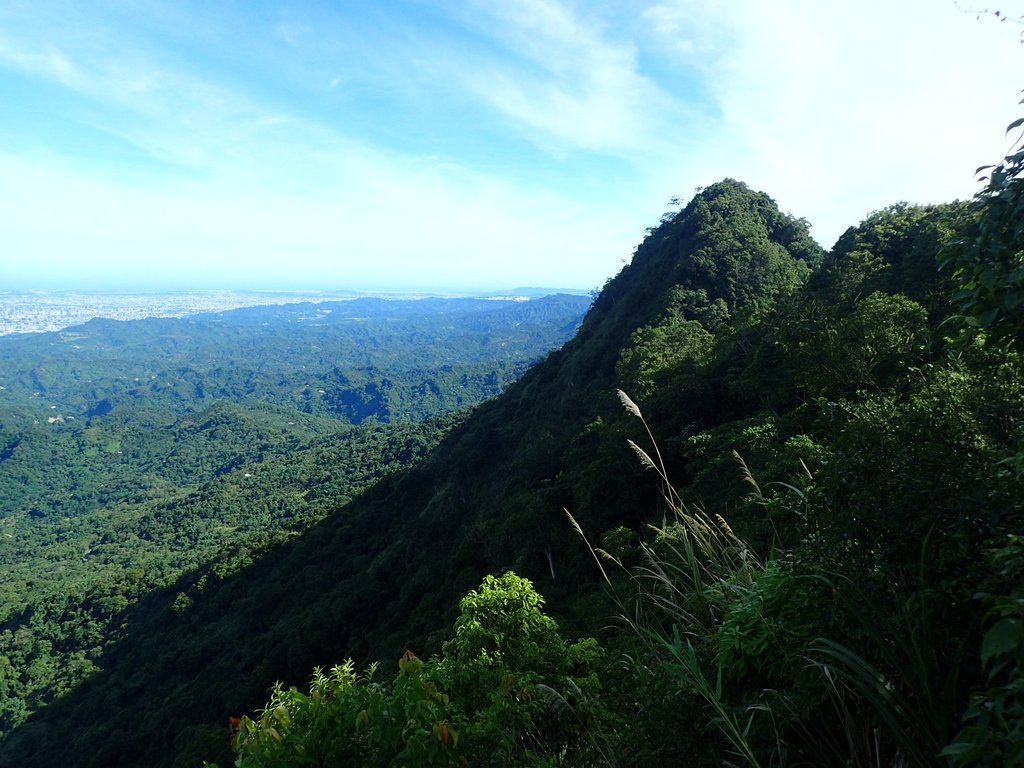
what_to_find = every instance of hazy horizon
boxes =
[2,1,1022,291]
[0,284,591,296]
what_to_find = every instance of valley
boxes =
[0,179,1021,767]
[0,292,591,757]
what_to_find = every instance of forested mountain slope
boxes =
[0,294,590,758]
[4,176,1022,767]
[0,294,589,420]
[0,179,826,765]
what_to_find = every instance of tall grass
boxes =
[808,572,973,768]
[569,391,774,767]
[570,390,975,768]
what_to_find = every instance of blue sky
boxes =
[0,1,1021,292]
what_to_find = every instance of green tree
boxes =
[230,656,461,767]
[617,313,713,400]
[218,574,608,768]
[941,105,1024,347]
[430,572,607,766]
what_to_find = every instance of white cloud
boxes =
[639,2,731,60]
[0,4,643,289]
[0,31,270,170]
[633,0,1024,245]
[435,0,698,156]
[0,37,84,87]
[274,21,311,47]
[2,0,1022,292]
[0,146,634,290]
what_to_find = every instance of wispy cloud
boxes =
[0,0,1021,290]
[0,32,250,168]
[0,1,641,287]
[430,0,701,156]
[0,38,83,87]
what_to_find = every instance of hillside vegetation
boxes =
[2,160,1022,766]
[0,294,590,753]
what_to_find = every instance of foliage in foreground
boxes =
[590,372,1023,767]
[0,294,588,744]
[218,573,609,768]
[181,177,1024,767]
[6,147,1024,767]
[576,111,1024,768]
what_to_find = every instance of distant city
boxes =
[0,288,582,336]
[0,290,366,336]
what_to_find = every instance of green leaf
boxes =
[980,617,1022,666]
[979,307,1001,327]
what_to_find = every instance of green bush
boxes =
[216,573,610,767]
[229,656,460,767]
[943,535,1024,766]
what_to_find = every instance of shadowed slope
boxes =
[0,180,822,768]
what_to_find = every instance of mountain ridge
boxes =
[0,179,830,766]
[11,178,1017,768]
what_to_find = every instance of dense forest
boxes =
[0,294,591,755]
[2,122,1023,766]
